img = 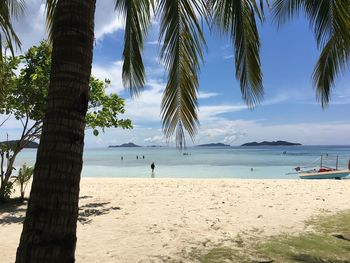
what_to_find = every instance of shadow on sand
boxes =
[0,197,121,225]
[78,201,121,225]
[290,254,349,263]
[0,199,27,225]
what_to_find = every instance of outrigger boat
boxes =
[295,155,350,180]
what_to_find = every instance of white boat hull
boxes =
[299,170,350,179]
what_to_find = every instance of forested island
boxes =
[241,141,302,146]
[197,143,230,147]
[108,143,141,148]
[0,140,39,149]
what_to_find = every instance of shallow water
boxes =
[15,145,350,179]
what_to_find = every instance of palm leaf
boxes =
[0,0,24,57]
[272,0,350,48]
[273,0,350,106]
[115,0,152,97]
[209,0,264,107]
[313,33,350,107]
[5,0,24,18]
[157,0,207,148]
[45,0,58,42]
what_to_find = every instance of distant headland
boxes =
[0,140,39,149]
[197,143,230,147]
[109,142,141,148]
[241,140,302,146]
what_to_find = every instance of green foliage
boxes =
[45,1,266,148]
[0,179,14,200]
[87,76,132,134]
[14,164,34,187]
[0,41,132,200]
[194,247,250,262]
[43,0,350,149]
[158,0,207,148]
[0,53,20,112]
[6,41,50,122]
[0,40,132,136]
[115,0,153,96]
[209,0,264,107]
[12,163,33,199]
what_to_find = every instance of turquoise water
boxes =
[14,146,350,179]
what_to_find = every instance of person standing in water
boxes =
[150,162,156,178]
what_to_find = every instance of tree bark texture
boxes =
[16,0,96,262]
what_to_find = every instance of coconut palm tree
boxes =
[272,0,350,106]
[16,0,265,261]
[16,1,96,261]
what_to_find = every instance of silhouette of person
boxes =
[143,155,145,159]
[121,156,123,160]
[136,156,138,160]
[151,162,155,173]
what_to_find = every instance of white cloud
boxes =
[196,119,350,146]
[223,54,234,60]
[82,118,350,147]
[94,1,124,41]
[199,104,247,120]
[223,132,246,144]
[12,0,47,52]
[144,135,166,144]
[92,60,124,94]
[11,0,124,53]
[146,40,162,46]
[198,92,221,99]
[124,80,164,122]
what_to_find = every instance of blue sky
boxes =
[1,1,349,147]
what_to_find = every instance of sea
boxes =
[14,145,350,179]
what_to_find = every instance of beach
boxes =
[1,178,350,262]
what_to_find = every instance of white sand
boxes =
[1,178,349,262]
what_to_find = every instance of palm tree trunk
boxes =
[20,183,24,200]
[16,0,96,262]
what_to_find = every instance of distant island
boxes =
[0,140,39,149]
[197,143,230,147]
[241,140,302,146]
[109,142,141,148]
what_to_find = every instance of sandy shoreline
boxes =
[1,178,350,262]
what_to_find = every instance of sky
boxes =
[1,0,349,147]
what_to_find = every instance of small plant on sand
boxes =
[13,164,34,200]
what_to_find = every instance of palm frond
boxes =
[209,0,264,107]
[115,0,152,97]
[6,0,24,19]
[0,0,24,56]
[313,33,350,107]
[273,0,350,106]
[272,0,350,48]
[45,0,58,42]
[158,0,207,148]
